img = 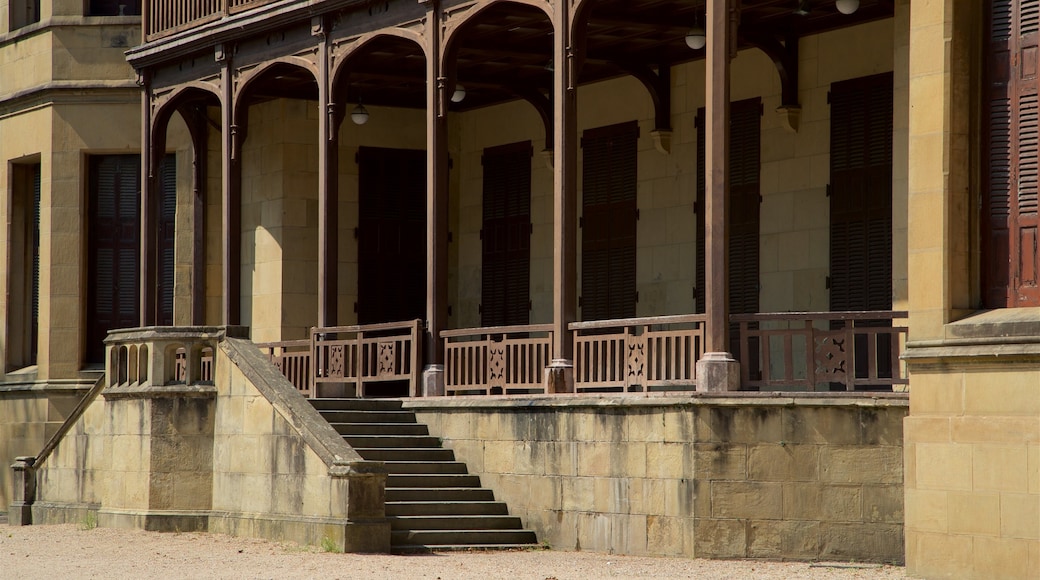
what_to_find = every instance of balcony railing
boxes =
[731,311,908,391]
[145,0,278,40]
[442,324,554,396]
[310,320,423,398]
[571,314,707,393]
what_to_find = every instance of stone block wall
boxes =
[0,379,89,518]
[407,395,906,562]
[21,334,388,553]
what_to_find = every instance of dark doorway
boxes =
[357,147,427,325]
[481,141,532,327]
[87,155,141,364]
[581,121,638,322]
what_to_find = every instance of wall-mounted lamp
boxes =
[451,84,466,103]
[351,102,369,125]
[835,0,859,14]
[685,25,706,50]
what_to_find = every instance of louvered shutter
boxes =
[88,155,141,363]
[158,155,176,326]
[357,147,427,325]
[985,0,1040,307]
[695,99,762,318]
[482,142,532,327]
[829,74,893,313]
[30,164,41,364]
[581,121,638,322]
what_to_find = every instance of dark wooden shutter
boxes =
[87,0,141,15]
[88,155,141,363]
[984,0,1040,307]
[829,73,893,313]
[30,164,41,364]
[357,147,427,325]
[157,155,176,326]
[581,121,638,321]
[695,99,762,318]
[482,142,532,327]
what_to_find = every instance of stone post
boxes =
[9,456,37,525]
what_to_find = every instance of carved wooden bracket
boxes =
[618,63,672,152]
[743,32,801,132]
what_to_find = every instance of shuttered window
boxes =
[157,155,177,326]
[30,165,40,364]
[829,73,893,313]
[695,99,762,318]
[482,142,532,327]
[357,147,427,325]
[87,0,141,15]
[984,0,1040,307]
[581,121,638,321]
[88,155,141,363]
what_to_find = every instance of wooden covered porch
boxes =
[126,0,906,395]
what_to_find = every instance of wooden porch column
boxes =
[696,0,740,391]
[315,17,339,329]
[140,74,158,326]
[547,0,578,393]
[219,45,242,326]
[422,1,449,396]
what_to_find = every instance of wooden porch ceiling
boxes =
[244,0,894,111]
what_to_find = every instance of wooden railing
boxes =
[144,0,278,40]
[256,339,311,396]
[311,320,423,398]
[731,311,908,391]
[570,314,707,393]
[442,325,553,395]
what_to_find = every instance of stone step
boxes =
[381,461,469,475]
[310,398,404,411]
[316,410,418,424]
[390,529,538,547]
[385,501,509,516]
[386,474,482,488]
[391,543,540,554]
[343,434,442,448]
[385,487,496,502]
[388,515,524,531]
[329,422,430,436]
[352,448,457,462]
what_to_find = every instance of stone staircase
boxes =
[310,398,538,552]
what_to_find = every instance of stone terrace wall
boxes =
[0,378,91,519]
[407,395,907,562]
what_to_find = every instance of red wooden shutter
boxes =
[829,73,894,313]
[357,147,427,325]
[482,142,532,327]
[88,155,141,363]
[581,121,638,322]
[158,155,176,326]
[985,0,1040,307]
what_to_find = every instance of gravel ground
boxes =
[1,524,907,579]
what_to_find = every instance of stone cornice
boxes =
[0,16,141,47]
[0,81,141,119]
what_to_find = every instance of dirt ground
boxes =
[1,523,908,579]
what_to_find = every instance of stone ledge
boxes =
[401,392,908,411]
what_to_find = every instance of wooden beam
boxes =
[219,45,242,326]
[140,74,158,326]
[425,1,450,391]
[316,16,339,328]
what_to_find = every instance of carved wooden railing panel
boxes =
[256,339,312,396]
[731,311,908,391]
[570,315,706,393]
[442,325,554,395]
[311,320,422,398]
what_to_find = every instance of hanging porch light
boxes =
[451,84,467,103]
[685,24,706,50]
[835,0,859,14]
[351,102,369,125]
